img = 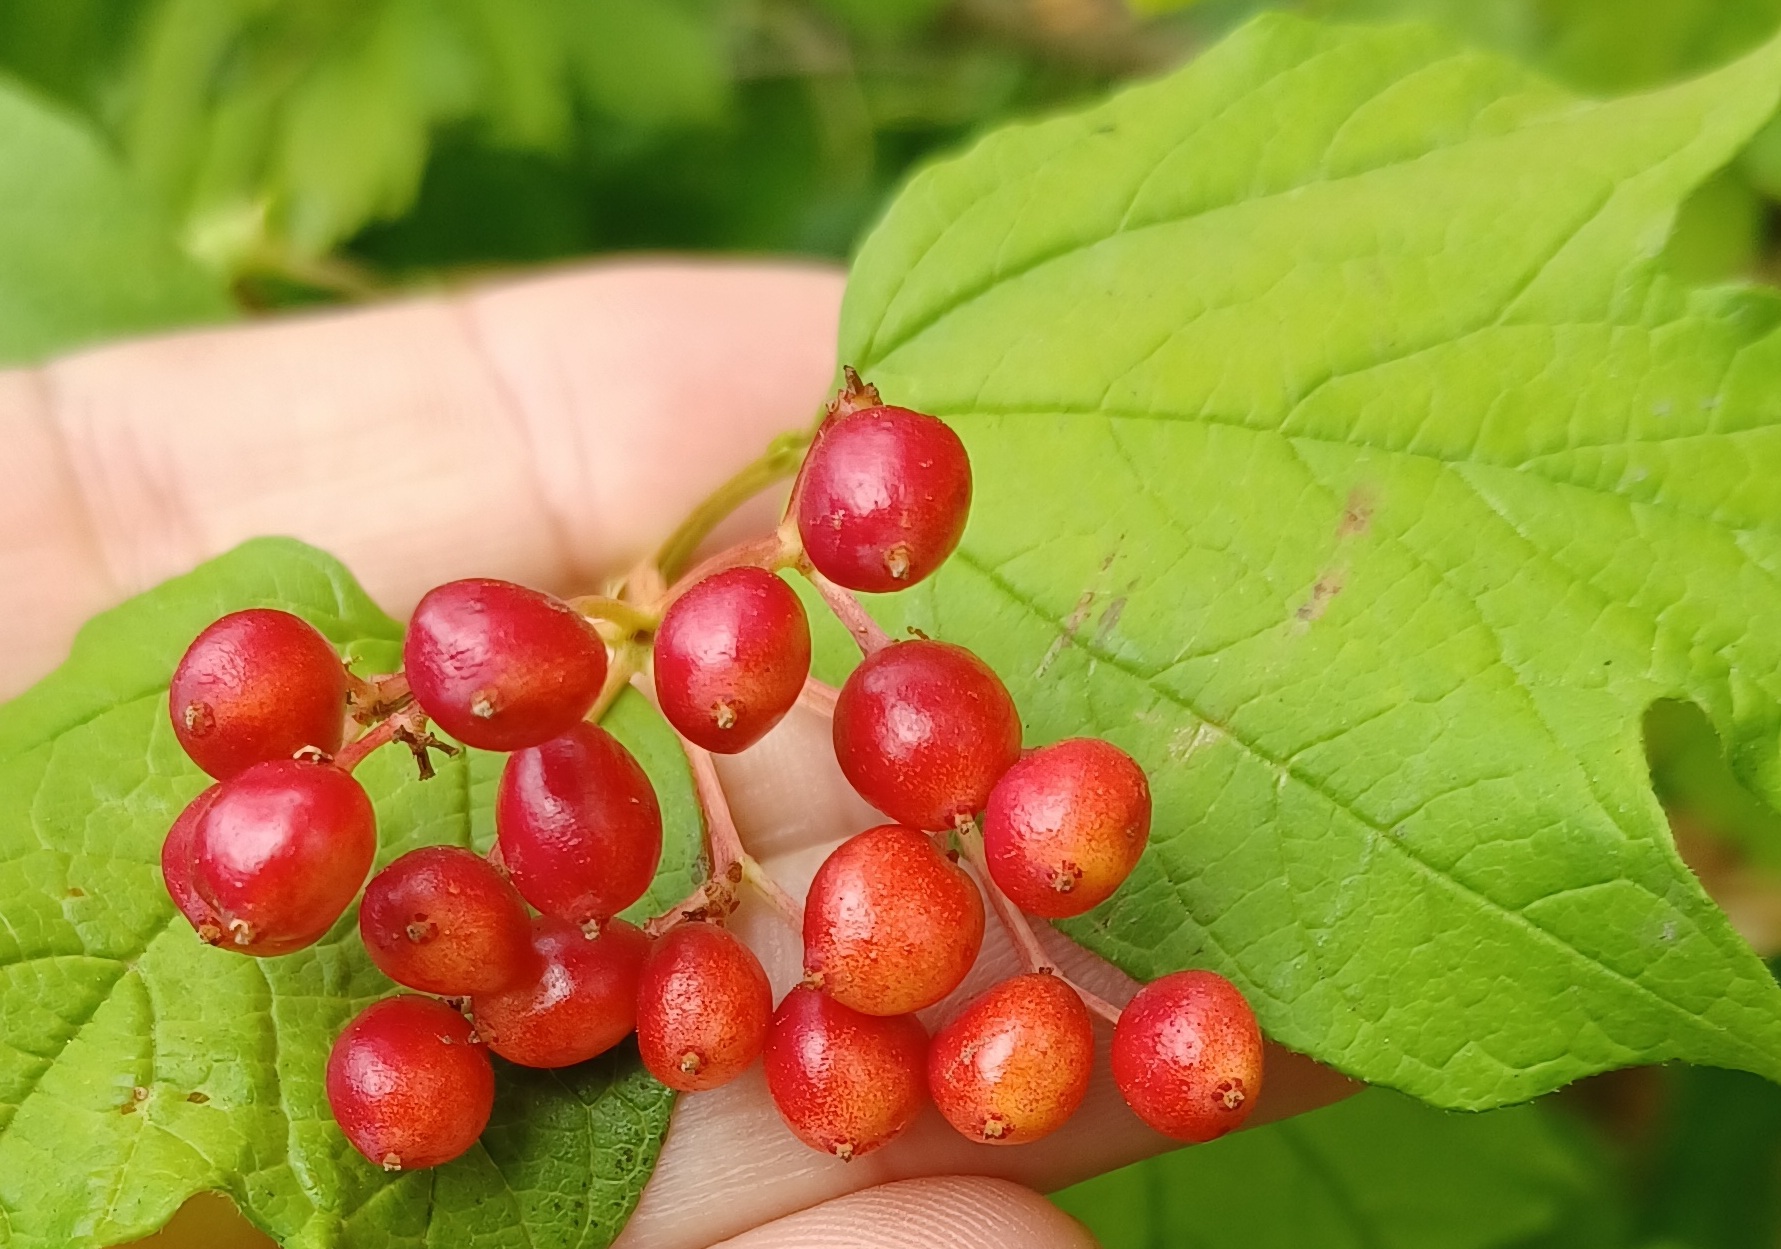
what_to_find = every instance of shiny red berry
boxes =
[762,986,928,1161]
[326,995,494,1171]
[496,722,663,927]
[161,785,223,944]
[654,568,811,754]
[983,738,1151,919]
[403,578,608,752]
[360,846,535,996]
[928,973,1094,1145]
[1111,970,1264,1143]
[832,640,1021,831]
[803,824,984,1016]
[796,405,971,593]
[191,758,377,956]
[469,915,649,1068]
[636,922,773,1091]
[170,609,347,779]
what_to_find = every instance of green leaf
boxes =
[0,69,230,364]
[0,538,692,1248]
[840,14,1781,1106]
[1052,1090,1605,1249]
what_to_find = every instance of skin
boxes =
[3,260,1359,1249]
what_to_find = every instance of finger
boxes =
[615,702,1359,1249]
[705,1177,1098,1249]
[0,259,844,698]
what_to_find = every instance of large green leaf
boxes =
[0,70,229,364]
[0,539,694,1248]
[1052,1090,1606,1249]
[841,14,1781,1106]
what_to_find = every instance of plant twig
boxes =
[655,431,812,583]
[569,595,660,636]
[802,567,892,655]
[588,642,643,723]
[958,828,1122,1025]
[679,736,804,932]
[334,706,459,780]
[664,527,802,607]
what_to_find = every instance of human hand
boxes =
[0,260,1355,1249]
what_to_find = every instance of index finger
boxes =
[0,260,845,698]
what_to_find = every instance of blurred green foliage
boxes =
[1058,1065,1781,1249]
[1,0,1779,335]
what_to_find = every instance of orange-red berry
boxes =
[763,987,928,1160]
[804,824,985,1016]
[928,972,1095,1145]
[637,922,773,1091]
[1111,970,1263,1143]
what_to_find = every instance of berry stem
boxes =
[797,675,839,719]
[680,737,803,931]
[664,527,802,610]
[802,568,892,655]
[569,595,660,637]
[655,431,813,584]
[958,828,1122,1026]
[334,705,459,779]
[345,670,412,723]
[643,876,740,939]
[587,641,644,723]
[742,854,805,929]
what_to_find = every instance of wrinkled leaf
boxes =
[0,539,693,1248]
[842,14,1781,1106]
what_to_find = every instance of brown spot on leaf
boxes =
[1294,572,1345,623]
[1338,488,1375,538]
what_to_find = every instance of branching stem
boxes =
[678,736,803,932]
[655,431,811,583]
[958,828,1122,1025]
[802,567,892,655]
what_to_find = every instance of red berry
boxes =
[326,995,494,1171]
[1111,970,1263,1143]
[832,640,1021,831]
[169,609,347,779]
[762,986,928,1160]
[469,915,649,1068]
[636,922,773,1091]
[403,578,608,752]
[360,846,535,996]
[983,738,1151,919]
[928,973,1094,1145]
[496,723,663,927]
[795,405,971,593]
[803,824,984,1016]
[161,785,223,944]
[654,568,811,754]
[191,758,377,956]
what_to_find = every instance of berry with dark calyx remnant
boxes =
[1111,970,1264,1143]
[928,972,1094,1145]
[795,403,971,593]
[403,578,608,752]
[469,915,649,1068]
[496,722,663,928]
[191,758,377,956]
[162,785,223,944]
[360,846,535,996]
[832,640,1021,832]
[803,824,985,1016]
[983,737,1152,919]
[762,986,928,1161]
[636,922,773,1091]
[170,608,348,779]
[655,568,812,754]
[326,995,494,1171]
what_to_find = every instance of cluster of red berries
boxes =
[158,371,1263,1176]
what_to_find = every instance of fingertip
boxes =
[705,1177,1099,1249]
